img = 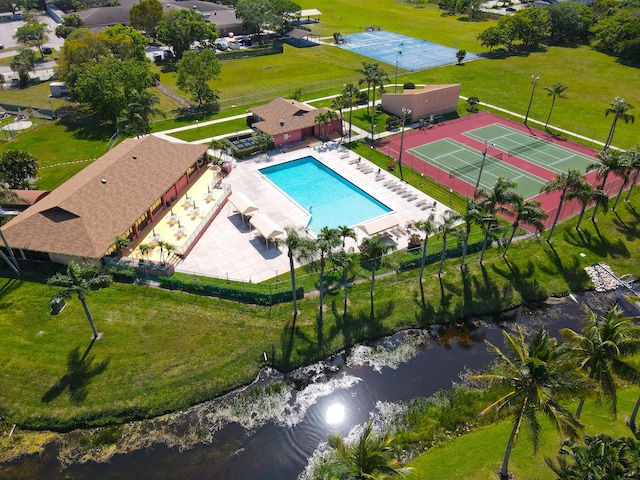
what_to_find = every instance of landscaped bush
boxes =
[386,115,401,130]
[106,266,136,283]
[403,82,416,89]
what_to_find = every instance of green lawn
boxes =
[406,387,640,479]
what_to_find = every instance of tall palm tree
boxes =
[471,326,588,480]
[540,169,583,242]
[330,247,359,317]
[283,226,315,317]
[587,149,627,222]
[342,83,360,142]
[624,144,640,202]
[208,138,227,163]
[315,227,340,325]
[47,261,113,339]
[567,180,608,231]
[415,214,436,303]
[460,198,482,271]
[323,110,340,139]
[560,304,640,419]
[503,196,548,257]
[476,176,518,264]
[368,64,389,142]
[356,62,375,117]
[543,82,568,129]
[325,422,410,479]
[337,225,357,248]
[612,150,633,211]
[362,234,394,318]
[437,210,462,277]
[331,95,348,137]
[604,96,635,151]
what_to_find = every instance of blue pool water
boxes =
[259,156,391,231]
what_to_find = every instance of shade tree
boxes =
[0,150,39,189]
[156,9,218,59]
[176,49,221,107]
[129,0,164,41]
[13,20,49,58]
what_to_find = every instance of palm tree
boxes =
[337,225,357,248]
[138,243,154,261]
[315,227,340,325]
[624,144,640,202]
[560,304,640,419]
[331,94,348,136]
[356,62,375,117]
[437,210,462,277]
[470,326,588,480]
[283,226,315,317]
[47,261,113,339]
[503,196,547,257]
[612,150,633,211]
[323,110,340,139]
[587,149,627,222]
[314,112,328,141]
[325,422,410,479]
[415,214,436,303]
[208,138,227,163]
[368,64,389,142]
[476,176,518,264]
[362,234,394,318]
[460,198,482,271]
[543,82,568,129]
[118,89,165,137]
[545,434,640,479]
[330,247,359,317]
[342,83,360,142]
[540,169,583,242]
[567,180,608,231]
[604,96,635,151]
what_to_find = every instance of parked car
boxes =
[42,46,53,54]
[506,7,516,11]
[215,41,228,51]
[227,41,240,50]
[0,44,4,50]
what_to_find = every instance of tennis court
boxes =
[408,138,546,199]
[464,124,596,174]
[338,31,479,71]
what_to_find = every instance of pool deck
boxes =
[176,141,456,283]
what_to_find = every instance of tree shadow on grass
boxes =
[537,241,591,291]
[562,225,630,260]
[41,341,110,404]
[491,258,547,302]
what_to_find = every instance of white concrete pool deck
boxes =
[175,141,455,283]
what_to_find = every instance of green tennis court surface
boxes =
[464,124,595,174]
[407,138,546,199]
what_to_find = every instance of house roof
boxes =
[250,98,334,135]
[2,190,50,207]
[77,0,241,29]
[2,136,208,260]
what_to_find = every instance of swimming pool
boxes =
[259,156,391,231]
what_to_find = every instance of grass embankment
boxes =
[402,386,640,479]
[2,183,639,432]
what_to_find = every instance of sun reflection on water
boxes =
[325,403,345,425]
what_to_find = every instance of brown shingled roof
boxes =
[2,136,208,260]
[250,98,335,135]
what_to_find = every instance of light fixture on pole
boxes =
[397,107,411,182]
[524,74,539,126]
[474,140,494,195]
[394,50,402,93]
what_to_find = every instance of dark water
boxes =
[1,292,616,480]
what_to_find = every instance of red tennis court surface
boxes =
[376,112,623,229]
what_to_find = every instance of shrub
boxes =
[403,82,416,89]
[408,233,422,249]
[106,266,136,283]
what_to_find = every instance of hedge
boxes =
[158,276,303,305]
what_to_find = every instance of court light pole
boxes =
[474,140,494,196]
[397,107,411,182]
[394,50,402,93]
[524,74,539,126]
